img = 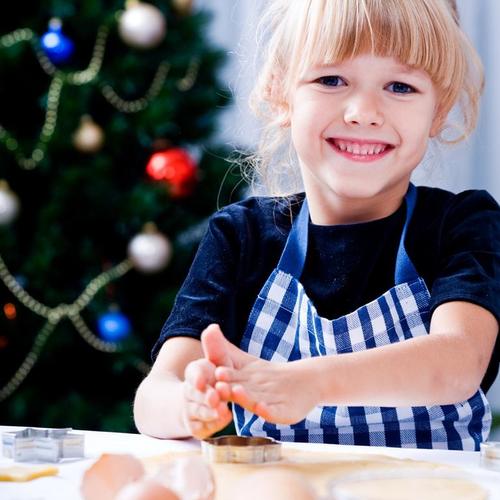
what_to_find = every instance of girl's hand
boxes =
[217,359,318,425]
[182,357,232,440]
[202,325,318,425]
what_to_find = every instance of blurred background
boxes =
[0,0,498,436]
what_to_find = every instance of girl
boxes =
[134,0,500,450]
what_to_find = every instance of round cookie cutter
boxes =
[201,435,282,464]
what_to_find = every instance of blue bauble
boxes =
[97,311,132,342]
[41,19,74,64]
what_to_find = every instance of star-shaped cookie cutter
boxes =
[2,427,85,463]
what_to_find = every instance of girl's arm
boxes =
[210,301,498,424]
[313,301,497,407]
[134,336,231,439]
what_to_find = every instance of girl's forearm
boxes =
[133,372,189,439]
[307,333,480,407]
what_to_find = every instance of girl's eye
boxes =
[387,82,416,94]
[316,75,346,87]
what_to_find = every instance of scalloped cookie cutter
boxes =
[201,435,282,463]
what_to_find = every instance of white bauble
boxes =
[128,223,172,273]
[118,1,167,49]
[0,181,20,225]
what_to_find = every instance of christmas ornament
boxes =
[97,309,131,342]
[0,181,20,225]
[14,275,28,288]
[118,1,167,49]
[72,115,105,153]
[41,18,75,64]
[172,0,193,15]
[146,148,198,198]
[3,303,17,320]
[128,223,172,273]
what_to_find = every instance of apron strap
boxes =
[276,197,310,277]
[394,183,419,285]
[277,185,420,284]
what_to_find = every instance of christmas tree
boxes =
[0,0,242,432]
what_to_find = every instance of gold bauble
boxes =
[172,0,193,15]
[73,115,105,154]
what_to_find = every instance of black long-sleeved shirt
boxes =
[153,186,500,392]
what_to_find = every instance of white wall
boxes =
[196,0,264,149]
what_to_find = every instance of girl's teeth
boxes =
[335,140,387,155]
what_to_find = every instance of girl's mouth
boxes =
[327,138,395,162]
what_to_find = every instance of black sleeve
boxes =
[151,207,242,361]
[429,190,500,324]
[429,190,500,391]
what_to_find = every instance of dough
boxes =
[144,448,487,500]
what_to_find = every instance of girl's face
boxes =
[289,53,441,224]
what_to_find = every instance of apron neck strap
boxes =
[394,183,419,285]
[277,184,420,284]
[276,196,310,276]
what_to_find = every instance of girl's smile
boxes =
[327,137,395,163]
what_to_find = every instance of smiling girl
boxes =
[134,0,500,450]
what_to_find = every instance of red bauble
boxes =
[146,148,197,197]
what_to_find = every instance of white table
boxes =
[0,425,498,499]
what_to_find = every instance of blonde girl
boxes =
[134,0,499,450]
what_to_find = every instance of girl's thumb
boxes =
[201,324,233,368]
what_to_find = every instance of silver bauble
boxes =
[0,181,20,225]
[128,223,172,273]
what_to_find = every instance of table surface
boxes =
[0,425,499,499]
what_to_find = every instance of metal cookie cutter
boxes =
[2,427,85,463]
[480,441,500,472]
[201,435,282,464]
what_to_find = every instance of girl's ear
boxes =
[264,70,292,127]
[430,105,448,138]
[430,117,443,138]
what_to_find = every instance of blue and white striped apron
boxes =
[234,184,491,450]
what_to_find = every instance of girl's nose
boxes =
[344,95,384,127]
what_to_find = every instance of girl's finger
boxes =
[183,382,206,404]
[190,420,203,433]
[186,401,218,422]
[230,384,258,413]
[214,366,235,382]
[214,380,232,401]
[185,359,216,391]
[216,401,232,420]
[204,386,221,408]
[231,385,274,421]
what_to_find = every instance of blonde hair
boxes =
[245,0,484,196]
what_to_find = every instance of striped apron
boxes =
[233,184,491,450]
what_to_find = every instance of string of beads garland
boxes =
[0,75,63,170]
[100,61,171,113]
[0,219,173,399]
[0,256,134,402]
[0,24,199,167]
